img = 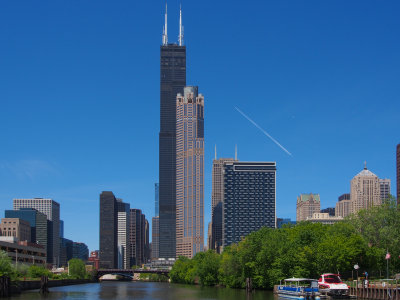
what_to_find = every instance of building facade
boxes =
[379,179,391,203]
[60,237,73,267]
[0,240,46,265]
[0,218,31,242]
[13,198,60,265]
[72,242,89,261]
[306,213,343,225]
[211,158,236,253]
[159,6,186,259]
[222,161,276,248]
[117,199,130,269]
[99,191,118,269]
[296,193,321,222]
[320,207,335,216]
[175,86,204,258]
[130,209,149,266]
[350,165,381,214]
[335,193,351,218]
[152,183,160,260]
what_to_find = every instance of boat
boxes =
[277,278,321,299]
[318,273,349,297]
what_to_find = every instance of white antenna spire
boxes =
[235,145,238,160]
[178,4,184,46]
[215,144,217,160]
[162,3,168,45]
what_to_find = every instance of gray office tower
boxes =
[222,162,276,247]
[159,5,186,258]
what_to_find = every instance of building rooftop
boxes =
[298,193,320,203]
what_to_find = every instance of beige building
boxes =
[306,213,343,225]
[0,218,31,242]
[176,86,204,258]
[296,193,321,222]
[350,165,381,214]
[379,179,391,202]
[335,193,351,218]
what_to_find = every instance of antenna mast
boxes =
[179,5,184,46]
[162,3,168,45]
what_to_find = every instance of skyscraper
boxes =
[211,156,236,253]
[130,209,149,266]
[350,164,381,214]
[397,144,400,205]
[176,86,204,258]
[117,199,131,269]
[335,193,351,218]
[222,161,276,248]
[379,179,391,203]
[13,198,60,265]
[99,191,118,269]
[159,5,186,259]
[296,194,320,222]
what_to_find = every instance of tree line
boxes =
[170,197,400,289]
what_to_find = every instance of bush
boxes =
[68,258,87,279]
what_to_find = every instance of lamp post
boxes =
[354,263,360,295]
[15,249,18,268]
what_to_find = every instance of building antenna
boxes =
[235,144,238,160]
[364,161,367,170]
[162,3,168,45]
[179,4,184,46]
[215,144,217,160]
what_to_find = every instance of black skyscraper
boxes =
[99,191,118,268]
[159,16,186,257]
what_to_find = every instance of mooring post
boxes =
[40,275,49,294]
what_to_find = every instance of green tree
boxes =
[0,251,15,278]
[194,250,220,286]
[68,258,87,279]
[27,265,51,278]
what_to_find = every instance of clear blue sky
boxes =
[0,1,399,252]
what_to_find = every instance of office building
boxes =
[222,161,276,247]
[59,220,64,239]
[350,164,381,214]
[0,218,31,242]
[159,5,186,259]
[211,157,236,253]
[99,191,118,268]
[296,193,321,222]
[130,209,149,266]
[0,240,46,265]
[72,242,89,261]
[335,193,351,218]
[144,218,150,263]
[60,237,73,267]
[379,179,391,203]
[117,199,131,269]
[176,86,204,258]
[13,198,60,265]
[5,208,48,249]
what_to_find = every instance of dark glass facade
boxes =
[223,162,276,247]
[159,44,186,258]
[320,207,335,216]
[99,191,118,269]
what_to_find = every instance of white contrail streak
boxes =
[234,106,293,157]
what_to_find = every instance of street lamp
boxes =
[15,249,18,268]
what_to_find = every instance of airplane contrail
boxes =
[234,106,293,157]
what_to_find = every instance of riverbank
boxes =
[10,278,94,295]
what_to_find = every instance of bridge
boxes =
[97,268,170,278]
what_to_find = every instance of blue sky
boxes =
[0,1,399,252]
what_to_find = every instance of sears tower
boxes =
[159,5,186,258]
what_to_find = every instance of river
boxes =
[10,281,276,300]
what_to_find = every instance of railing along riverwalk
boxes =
[348,280,400,299]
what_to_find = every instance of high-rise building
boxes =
[296,194,320,222]
[130,209,143,266]
[144,218,150,263]
[379,179,391,203]
[222,161,276,248]
[397,144,400,205]
[117,199,131,269]
[99,191,118,269]
[211,157,236,253]
[159,5,186,259]
[350,164,381,214]
[176,86,204,258]
[335,193,351,218]
[207,222,212,250]
[59,220,64,239]
[13,198,60,265]
[60,237,73,267]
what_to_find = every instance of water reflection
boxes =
[10,282,276,300]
